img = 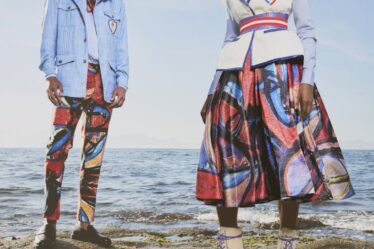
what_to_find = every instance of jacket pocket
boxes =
[56,55,76,67]
[58,1,79,26]
[56,55,77,86]
[108,61,116,73]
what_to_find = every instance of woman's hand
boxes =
[299,83,314,119]
[201,95,213,123]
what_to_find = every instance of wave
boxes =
[308,211,374,233]
[197,209,374,232]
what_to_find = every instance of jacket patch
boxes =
[109,19,118,34]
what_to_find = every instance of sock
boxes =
[217,226,244,249]
[278,228,299,249]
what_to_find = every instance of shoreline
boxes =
[2,228,374,249]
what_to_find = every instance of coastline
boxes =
[1,149,373,248]
[2,228,374,249]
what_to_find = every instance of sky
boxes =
[0,0,373,149]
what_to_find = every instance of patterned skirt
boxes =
[196,57,355,207]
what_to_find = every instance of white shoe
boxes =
[215,226,244,249]
[277,228,299,249]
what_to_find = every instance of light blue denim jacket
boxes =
[39,0,129,103]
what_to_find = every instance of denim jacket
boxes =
[39,0,129,103]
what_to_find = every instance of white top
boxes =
[217,0,317,85]
[86,10,99,64]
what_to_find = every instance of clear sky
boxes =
[0,0,373,149]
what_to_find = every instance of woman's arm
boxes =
[223,11,240,44]
[207,12,239,95]
[292,0,317,86]
[202,12,240,122]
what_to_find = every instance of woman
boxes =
[196,0,355,248]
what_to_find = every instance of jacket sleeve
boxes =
[115,0,130,90]
[208,11,240,95]
[292,0,317,85]
[39,0,58,78]
[223,11,240,44]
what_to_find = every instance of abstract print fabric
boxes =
[196,57,355,207]
[44,65,112,223]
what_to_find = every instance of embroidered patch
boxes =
[265,0,277,5]
[108,19,118,34]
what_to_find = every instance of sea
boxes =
[0,148,373,241]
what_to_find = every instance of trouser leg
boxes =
[77,66,113,224]
[44,99,82,221]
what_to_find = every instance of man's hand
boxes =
[110,86,126,108]
[46,76,64,106]
[299,83,314,120]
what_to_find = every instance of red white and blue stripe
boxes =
[265,0,278,5]
[240,12,289,34]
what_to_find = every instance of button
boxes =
[84,38,87,42]
[68,6,71,10]
[58,60,62,64]
[83,60,87,63]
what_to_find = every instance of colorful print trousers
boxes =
[44,65,112,223]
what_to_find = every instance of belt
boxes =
[88,63,100,73]
[240,12,289,34]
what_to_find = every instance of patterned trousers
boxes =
[43,65,112,223]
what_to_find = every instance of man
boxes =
[34,0,129,248]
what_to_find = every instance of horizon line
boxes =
[0,147,373,151]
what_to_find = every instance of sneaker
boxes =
[71,224,111,248]
[33,223,56,249]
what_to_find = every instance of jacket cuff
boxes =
[301,69,315,86]
[39,62,56,80]
[117,74,129,90]
[46,74,56,80]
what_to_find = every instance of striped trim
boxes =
[240,12,289,34]
[325,174,351,185]
[265,0,278,5]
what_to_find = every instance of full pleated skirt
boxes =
[196,57,355,207]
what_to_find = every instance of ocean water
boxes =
[0,148,373,241]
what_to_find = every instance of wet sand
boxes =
[1,228,374,249]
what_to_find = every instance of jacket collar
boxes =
[71,0,107,14]
[71,0,85,15]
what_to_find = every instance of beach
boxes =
[0,149,374,248]
[2,228,374,249]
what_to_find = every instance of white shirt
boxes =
[86,10,99,64]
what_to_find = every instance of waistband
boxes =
[88,63,100,74]
[240,12,289,34]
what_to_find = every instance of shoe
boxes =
[71,224,112,248]
[215,226,244,249]
[33,223,56,249]
[278,228,299,249]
